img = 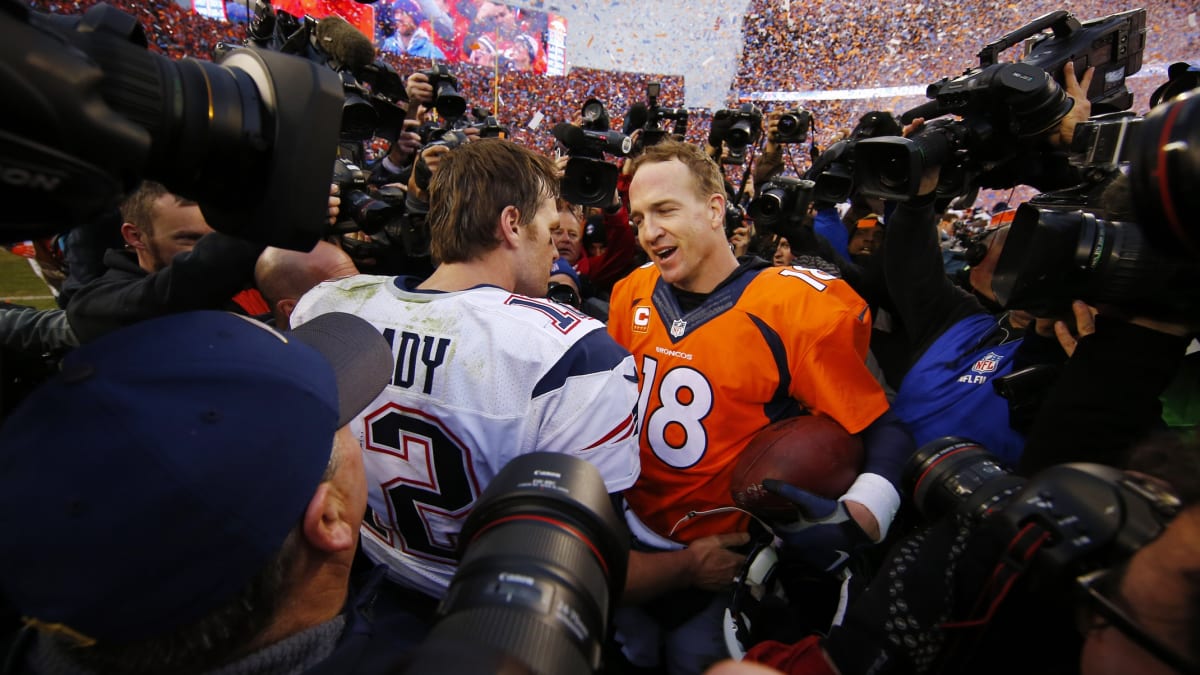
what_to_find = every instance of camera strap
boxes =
[941,522,1051,631]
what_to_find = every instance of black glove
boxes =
[708,109,735,148]
[763,479,873,574]
[823,513,975,675]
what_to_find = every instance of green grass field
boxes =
[0,249,59,310]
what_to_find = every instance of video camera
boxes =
[804,111,901,205]
[1,0,343,250]
[851,8,1147,202]
[637,82,689,151]
[713,103,763,166]
[988,90,1200,320]
[900,437,1183,673]
[242,0,408,146]
[553,120,632,207]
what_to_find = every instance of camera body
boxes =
[420,64,468,120]
[244,0,408,145]
[714,103,763,165]
[331,158,404,237]
[902,437,1182,672]
[748,176,814,244]
[773,108,811,144]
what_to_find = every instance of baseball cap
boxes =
[0,310,392,644]
[550,256,580,289]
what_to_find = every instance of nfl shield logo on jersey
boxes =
[670,319,687,338]
[972,352,1003,374]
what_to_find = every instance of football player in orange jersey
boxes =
[607,141,915,673]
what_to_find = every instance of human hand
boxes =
[763,110,782,150]
[411,144,453,197]
[391,121,424,166]
[1053,300,1099,356]
[553,154,570,177]
[902,117,941,196]
[762,480,874,573]
[406,71,433,109]
[1047,61,1094,149]
[328,183,341,226]
[729,225,752,256]
[687,532,752,592]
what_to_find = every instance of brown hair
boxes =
[626,140,724,202]
[119,181,171,235]
[427,139,559,263]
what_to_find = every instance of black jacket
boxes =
[66,233,262,344]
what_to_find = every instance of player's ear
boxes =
[707,192,726,231]
[498,205,522,247]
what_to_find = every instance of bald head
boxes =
[255,241,359,327]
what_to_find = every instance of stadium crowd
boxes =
[3,0,1200,674]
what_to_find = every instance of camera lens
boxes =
[778,115,797,133]
[727,120,752,148]
[904,437,1027,522]
[406,453,628,675]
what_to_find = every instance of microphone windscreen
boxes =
[315,15,375,70]
[552,123,587,149]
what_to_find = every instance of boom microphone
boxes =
[314,15,374,70]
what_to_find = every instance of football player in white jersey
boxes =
[292,139,647,600]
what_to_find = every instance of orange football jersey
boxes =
[608,262,890,543]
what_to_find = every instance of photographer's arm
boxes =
[883,150,985,357]
[621,533,751,606]
[753,111,785,185]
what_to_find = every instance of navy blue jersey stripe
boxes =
[748,312,801,421]
[532,329,632,398]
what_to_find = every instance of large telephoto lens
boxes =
[407,453,629,675]
[1131,91,1200,259]
[6,3,343,249]
[903,437,1027,523]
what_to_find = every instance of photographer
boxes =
[64,181,269,344]
[874,62,1096,468]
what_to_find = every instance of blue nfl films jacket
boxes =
[891,313,1026,466]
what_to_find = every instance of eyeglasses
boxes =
[1076,567,1200,674]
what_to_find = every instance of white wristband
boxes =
[841,472,901,541]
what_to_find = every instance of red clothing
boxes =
[575,200,635,293]
[745,636,839,674]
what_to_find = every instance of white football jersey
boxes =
[292,275,641,597]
